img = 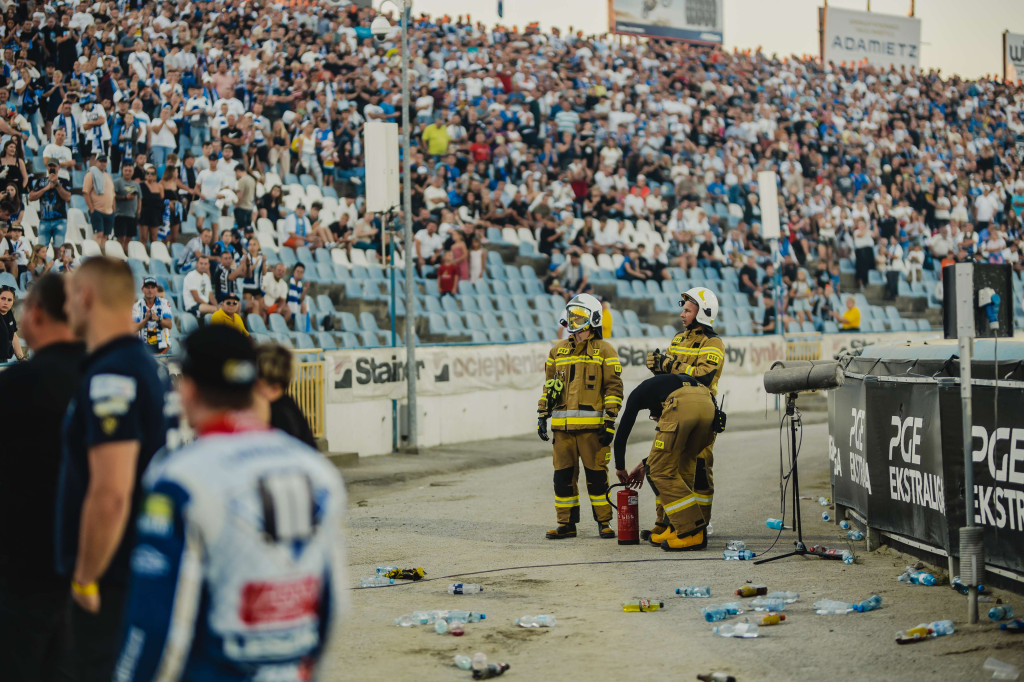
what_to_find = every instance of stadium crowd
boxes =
[0,0,1022,360]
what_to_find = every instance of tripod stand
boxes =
[754,392,808,565]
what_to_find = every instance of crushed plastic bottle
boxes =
[723,549,756,561]
[766,518,791,530]
[983,656,1021,681]
[1000,618,1024,633]
[623,599,664,612]
[821,511,831,522]
[725,540,746,551]
[839,520,851,530]
[376,565,399,575]
[697,674,737,682]
[989,605,1016,621]
[846,530,864,541]
[472,653,488,672]
[449,583,484,595]
[675,586,711,598]
[809,546,854,564]
[814,599,853,615]
[898,569,937,586]
[713,621,760,638]
[852,595,882,613]
[473,663,510,680]
[735,585,768,597]
[395,612,431,627]
[448,611,486,624]
[749,597,788,612]
[359,576,394,587]
[515,615,556,628]
[765,591,799,603]
[928,620,955,636]
[758,612,786,626]
[435,619,449,634]
[818,496,831,506]
[701,603,741,621]
[454,654,472,670]
[951,576,986,595]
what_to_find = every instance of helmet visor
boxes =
[565,305,592,333]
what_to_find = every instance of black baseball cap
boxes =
[223,291,240,302]
[181,326,257,390]
[142,276,158,286]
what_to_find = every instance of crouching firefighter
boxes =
[538,294,623,540]
[644,286,724,539]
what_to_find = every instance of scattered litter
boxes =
[359,576,394,587]
[378,566,426,581]
[697,674,736,682]
[434,620,448,634]
[515,615,555,627]
[852,595,882,612]
[713,621,760,638]
[454,654,472,670]
[898,567,937,586]
[846,530,864,541]
[624,599,664,612]
[818,496,831,506]
[471,653,510,680]
[736,585,767,597]
[434,620,465,636]
[725,540,746,551]
[813,599,853,615]
[449,583,484,595]
[376,566,399,575]
[707,523,714,536]
[989,605,1015,621]
[821,511,831,522]
[676,586,711,598]
[765,591,799,603]
[395,610,485,627]
[808,546,854,564]
[983,656,1020,680]
[839,520,851,530]
[1001,618,1024,633]
[749,598,788,612]
[951,576,986,594]
[895,620,955,643]
[766,518,791,530]
[723,549,756,561]
[757,612,786,626]
[702,603,743,622]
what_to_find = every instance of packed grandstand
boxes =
[1,0,1023,362]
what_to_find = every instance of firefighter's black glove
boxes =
[645,349,664,375]
[538,417,549,442]
[599,419,615,446]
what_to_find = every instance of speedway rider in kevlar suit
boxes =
[538,294,624,540]
[641,287,725,548]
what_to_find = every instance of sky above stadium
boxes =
[405,0,1024,81]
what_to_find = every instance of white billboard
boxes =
[610,0,723,44]
[1006,31,1024,82]
[822,6,921,70]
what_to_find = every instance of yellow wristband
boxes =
[71,580,99,597]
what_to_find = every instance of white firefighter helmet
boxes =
[561,293,603,334]
[680,286,718,328]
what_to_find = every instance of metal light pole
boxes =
[374,1,417,452]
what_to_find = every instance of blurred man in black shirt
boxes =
[0,274,84,682]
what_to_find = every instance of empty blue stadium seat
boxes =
[445,312,466,332]
[317,332,339,350]
[823,321,839,334]
[248,315,268,334]
[340,332,360,347]
[428,313,449,335]
[917,319,932,331]
[360,312,381,333]
[359,331,379,347]
[179,312,199,334]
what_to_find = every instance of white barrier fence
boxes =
[324,331,938,456]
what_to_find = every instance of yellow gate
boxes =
[289,349,325,439]
[784,333,822,362]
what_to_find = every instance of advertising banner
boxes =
[1006,31,1024,83]
[862,381,947,548]
[821,6,921,70]
[828,378,871,515]
[610,0,723,44]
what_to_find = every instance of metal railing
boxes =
[784,332,822,362]
[289,349,325,439]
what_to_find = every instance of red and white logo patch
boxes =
[240,577,321,625]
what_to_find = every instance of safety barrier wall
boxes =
[325,330,937,456]
[289,349,326,439]
[829,368,1024,575]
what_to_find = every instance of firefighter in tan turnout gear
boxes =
[643,287,725,549]
[538,294,624,540]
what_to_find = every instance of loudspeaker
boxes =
[942,262,1014,339]
[363,121,400,214]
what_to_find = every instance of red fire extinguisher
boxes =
[607,484,639,545]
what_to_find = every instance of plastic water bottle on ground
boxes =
[703,607,729,622]
[839,520,851,530]
[454,654,472,670]
[676,586,711,598]
[723,549,756,560]
[951,576,986,595]
[765,591,799,603]
[735,585,768,597]
[928,620,955,636]
[706,523,714,536]
[472,663,510,680]
[448,611,486,623]
[713,621,760,638]
[814,599,853,615]
[472,653,488,672]
[847,530,864,541]
[395,612,431,627]
[360,576,394,587]
[766,518,791,530]
[989,605,1016,621]
[818,496,830,506]
[822,511,831,522]
[449,583,484,595]
[725,540,746,551]
[852,595,882,612]
[983,657,1021,681]
[449,622,465,636]
[1000,618,1024,632]
[516,615,556,627]
[697,674,737,682]
[749,597,787,612]
[758,612,786,625]
[623,599,664,612]
[899,570,937,586]
[435,619,449,634]
[376,565,399,575]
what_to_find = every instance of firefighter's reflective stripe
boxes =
[693,493,714,505]
[663,494,700,514]
[668,346,723,358]
[603,396,622,407]
[551,409,604,421]
[685,366,695,376]
[553,357,605,367]
[551,416,604,428]
[604,357,622,371]
[589,493,610,508]
[545,358,555,366]
[554,495,580,508]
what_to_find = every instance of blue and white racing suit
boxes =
[113,421,348,682]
